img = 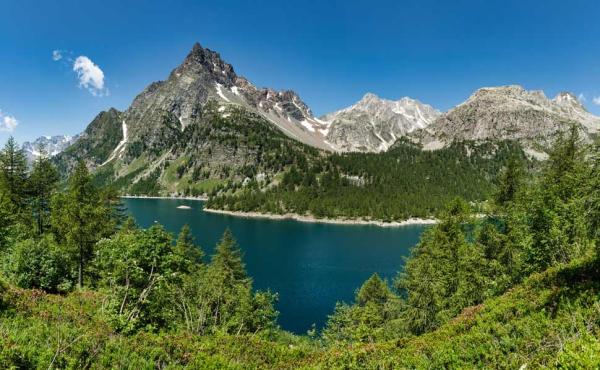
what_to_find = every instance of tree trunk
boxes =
[78,244,83,289]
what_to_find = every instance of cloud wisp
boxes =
[0,111,18,133]
[593,96,600,106]
[52,50,63,61]
[52,50,108,97]
[72,56,108,96]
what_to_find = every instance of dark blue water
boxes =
[123,198,427,333]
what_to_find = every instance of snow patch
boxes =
[300,120,315,132]
[215,83,230,102]
[314,117,332,126]
[101,121,128,166]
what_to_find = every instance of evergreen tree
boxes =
[28,144,59,234]
[0,178,15,250]
[0,137,29,210]
[586,142,600,243]
[210,229,248,284]
[324,273,400,343]
[174,224,204,272]
[356,273,391,306]
[523,127,591,273]
[51,161,113,288]
[395,198,486,334]
[494,153,525,208]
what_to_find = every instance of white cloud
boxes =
[72,55,108,96]
[52,50,62,61]
[0,111,18,132]
[578,93,586,103]
[593,96,600,106]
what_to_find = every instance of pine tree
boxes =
[51,161,114,288]
[210,229,248,284]
[586,142,600,243]
[0,177,15,250]
[173,224,204,273]
[356,273,391,306]
[0,137,29,210]
[524,127,591,273]
[494,153,525,208]
[395,198,481,334]
[28,144,59,234]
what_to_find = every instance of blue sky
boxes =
[2,0,600,142]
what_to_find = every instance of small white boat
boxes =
[176,205,192,210]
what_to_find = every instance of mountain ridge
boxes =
[412,85,600,157]
[321,92,441,152]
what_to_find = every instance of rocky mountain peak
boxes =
[553,92,585,110]
[322,93,441,152]
[414,85,600,156]
[171,42,236,84]
[359,92,380,102]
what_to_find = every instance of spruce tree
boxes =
[356,273,391,306]
[28,144,59,234]
[173,224,204,274]
[210,229,248,284]
[51,161,113,288]
[0,137,29,210]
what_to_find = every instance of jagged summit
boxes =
[553,91,586,111]
[22,135,79,162]
[174,42,236,82]
[322,92,441,152]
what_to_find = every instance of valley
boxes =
[1,2,600,365]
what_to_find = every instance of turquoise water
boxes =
[123,198,427,333]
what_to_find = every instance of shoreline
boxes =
[120,195,208,201]
[202,208,437,227]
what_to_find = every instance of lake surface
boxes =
[124,198,428,333]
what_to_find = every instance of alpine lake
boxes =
[124,198,428,333]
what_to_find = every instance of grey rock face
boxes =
[414,85,600,156]
[321,93,441,152]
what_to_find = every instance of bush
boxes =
[6,236,71,293]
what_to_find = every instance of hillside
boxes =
[1,257,597,368]
[207,140,528,221]
[320,256,600,369]
[56,103,323,196]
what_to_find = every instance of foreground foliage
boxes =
[0,257,599,368]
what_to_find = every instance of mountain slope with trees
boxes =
[207,139,528,221]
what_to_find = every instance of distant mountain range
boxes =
[321,93,440,152]
[51,42,600,194]
[413,86,600,158]
[22,135,78,162]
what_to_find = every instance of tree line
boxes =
[322,127,600,342]
[0,137,277,335]
[207,139,528,221]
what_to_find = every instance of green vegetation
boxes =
[0,130,599,368]
[207,139,527,221]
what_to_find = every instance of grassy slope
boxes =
[1,257,599,369]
